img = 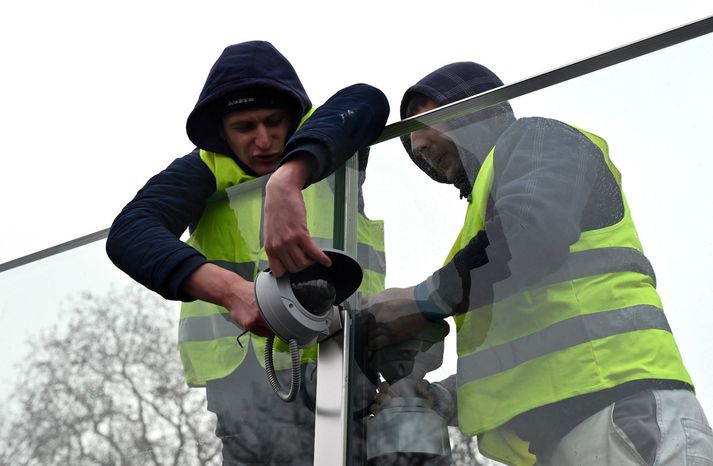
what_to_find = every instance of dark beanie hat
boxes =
[220,92,295,116]
[186,41,311,156]
[400,61,504,119]
[399,62,512,195]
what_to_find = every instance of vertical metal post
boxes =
[314,154,359,466]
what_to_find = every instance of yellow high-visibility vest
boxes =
[178,147,385,387]
[446,127,691,465]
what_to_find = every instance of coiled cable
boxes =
[265,335,301,402]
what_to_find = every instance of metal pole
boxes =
[314,154,359,465]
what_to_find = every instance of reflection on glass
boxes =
[177,176,337,465]
[0,176,340,465]
[0,244,220,465]
[356,36,713,466]
[366,320,451,465]
[3,27,713,466]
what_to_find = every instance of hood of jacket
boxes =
[186,41,312,163]
[400,61,515,198]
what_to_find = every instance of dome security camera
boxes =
[254,249,363,401]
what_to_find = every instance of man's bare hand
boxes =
[362,286,430,351]
[182,263,272,336]
[264,157,331,277]
[224,277,272,336]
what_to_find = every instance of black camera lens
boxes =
[290,267,336,315]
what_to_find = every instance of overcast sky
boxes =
[0,0,711,264]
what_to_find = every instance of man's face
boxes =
[222,108,291,176]
[409,99,464,184]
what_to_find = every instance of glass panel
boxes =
[353,32,713,465]
[0,241,222,465]
[194,175,335,466]
[0,174,338,465]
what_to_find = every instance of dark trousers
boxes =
[206,347,317,466]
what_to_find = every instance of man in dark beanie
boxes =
[365,62,712,465]
[107,40,389,465]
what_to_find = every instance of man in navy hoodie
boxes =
[365,62,712,465]
[107,41,388,465]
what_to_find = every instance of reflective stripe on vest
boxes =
[457,304,669,384]
[179,311,244,342]
[180,234,386,344]
[488,246,655,304]
[447,126,691,464]
[178,147,385,386]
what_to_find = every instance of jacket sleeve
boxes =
[416,117,605,319]
[279,83,390,186]
[106,149,215,301]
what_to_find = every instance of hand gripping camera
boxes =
[254,249,362,401]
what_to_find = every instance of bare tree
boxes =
[0,284,220,466]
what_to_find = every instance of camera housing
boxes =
[254,249,363,347]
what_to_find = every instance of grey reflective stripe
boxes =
[493,247,656,302]
[212,260,255,281]
[541,247,656,288]
[258,259,268,272]
[457,305,670,387]
[313,237,386,275]
[313,237,334,249]
[179,312,244,343]
[358,242,386,275]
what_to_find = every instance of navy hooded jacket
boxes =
[106,41,389,300]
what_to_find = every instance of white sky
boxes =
[1,0,712,432]
[0,0,711,264]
